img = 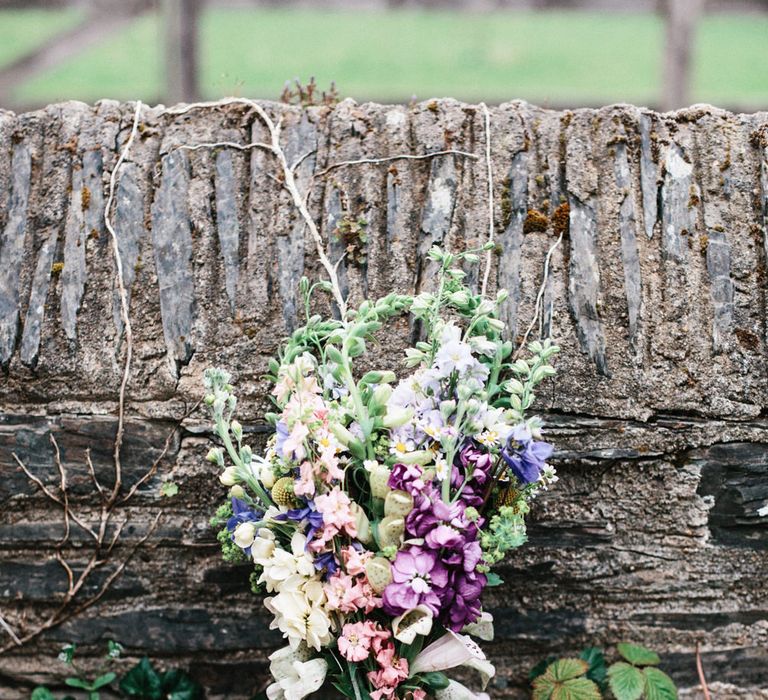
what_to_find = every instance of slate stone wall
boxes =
[0,99,767,698]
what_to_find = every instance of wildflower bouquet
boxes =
[204,246,559,700]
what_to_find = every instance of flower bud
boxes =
[260,462,276,489]
[240,444,253,464]
[219,466,237,486]
[369,465,391,500]
[233,521,256,549]
[378,516,405,549]
[487,318,505,332]
[440,400,456,419]
[365,557,393,594]
[371,384,393,407]
[384,490,414,518]
[231,420,243,442]
[383,407,414,429]
[229,485,245,499]
[206,447,224,466]
[350,503,373,546]
[449,291,470,306]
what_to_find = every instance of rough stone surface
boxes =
[0,99,767,698]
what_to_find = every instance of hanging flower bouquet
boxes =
[203,245,559,700]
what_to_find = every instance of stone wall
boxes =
[0,98,767,698]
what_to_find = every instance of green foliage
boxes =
[211,501,248,564]
[30,645,200,700]
[580,648,607,691]
[531,658,601,700]
[420,672,451,690]
[531,645,678,700]
[616,644,660,667]
[481,505,528,566]
[607,663,645,700]
[119,657,202,700]
[160,480,179,497]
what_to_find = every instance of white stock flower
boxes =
[219,466,237,486]
[266,647,327,700]
[233,521,256,549]
[266,589,333,651]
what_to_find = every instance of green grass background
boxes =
[2,7,767,108]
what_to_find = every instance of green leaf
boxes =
[91,672,116,690]
[485,572,504,587]
[31,688,56,700]
[546,658,590,682]
[580,647,607,690]
[420,671,450,690]
[607,661,644,700]
[551,678,602,700]
[617,643,660,667]
[160,481,179,497]
[65,678,92,690]
[160,669,203,700]
[642,667,678,700]
[119,657,162,699]
[532,674,556,700]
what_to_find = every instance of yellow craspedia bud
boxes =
[271,476,300,508]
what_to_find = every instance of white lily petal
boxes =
[462,612,495,641]
[392,605,433,644]
[411,631,486,674]
[435,680,490,700]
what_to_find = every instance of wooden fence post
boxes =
[661,0,705,111]
[163,0,200,104]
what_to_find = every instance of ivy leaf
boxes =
[160,669,203,700]
[92,672,117,689]
[642,667,678,700]
[119,657,163,699]
[547,658,590,682]
[420,672,450,690]
[31,688,56,700]
[551,678,602,700]
[532,674,557,700]
[607,661,645,700]
[485,572,504,587]
[617,643,660,667]
[161,481,179,498]
[580,647,607,690]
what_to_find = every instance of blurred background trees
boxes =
[0,0,765,110]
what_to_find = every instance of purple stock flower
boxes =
[443,568,487,631]
[501,425,553,485]
[450,441,496,508]
[382,546,448,617]
[388,462,425,494]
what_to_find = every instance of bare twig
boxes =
[85,449,105,500]
[104,99,142,505]
[513,228,565,359]
[312,149,479,181]
[120,400,200,503]
[0,614,21,647]
[50,435,70,547]
[478,102,495,298]
[169,139,272,156]
[696,642,711,700]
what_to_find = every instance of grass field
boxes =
[2,7,767,109]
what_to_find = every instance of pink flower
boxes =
[324,572,358,612]
[282,422,309,461]
[338,622,372,663]
[314,487,358,537]
[294,460,316,497]
[341,546,372,576]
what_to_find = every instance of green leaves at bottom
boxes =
[642,667,678,700]
[420,671,450,690]
[608,662,644,700]
[617,643,660,667]
[532,659,601,700]
[119,658,162,699]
